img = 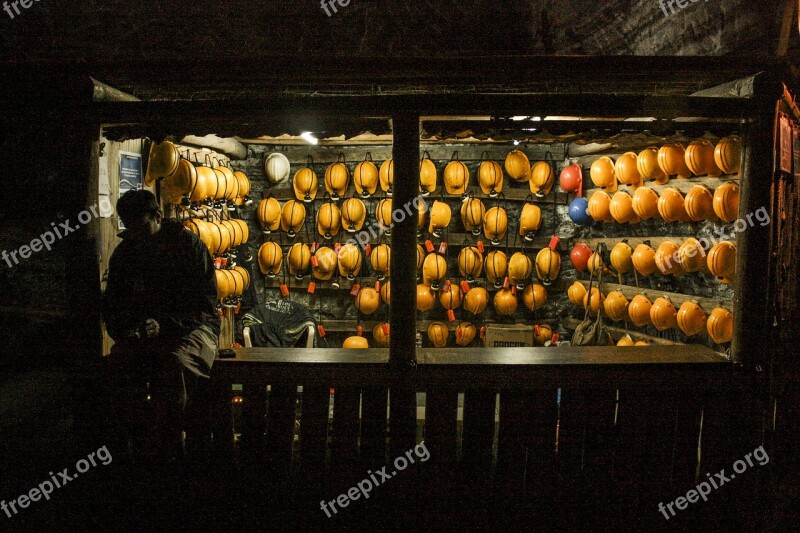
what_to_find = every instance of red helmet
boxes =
[570,243,592,273]
[559,163,583,195]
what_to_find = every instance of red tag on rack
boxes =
[476,240,485,254]
[551,333,560,345]
[381,323,390,336]
[549,235,561,250]
[425,240,435,253]
[307,281,316,294]
[438,242,448,255]
[349,283,361,297]
[317,324,326,337]
[217,309,223,317]
[535,325,541,336]
[447,309,456,322]
[310,242,319,254]
[374,280,381,292]
[460,280,471,294]
[365,243,372,256]
[456,326,463,342]
[444,279,452,290]
[220,257,228,268]
[511,285,517,296]
[334,242,342,254]
[280,284,290,297]
[357,325,363,337]
[235,301,241,314]
[310,255,319,268]
[503,277,510,290]
[479,326,487,339]
[214,257,223,269]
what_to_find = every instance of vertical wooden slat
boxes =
[459,387,496,526]
[299,386,330,497]
[360,385,388,466]
[329,387,361,477]
[210,379,235,464]
[493,390,534,525]
[524,388,559,518]
[264,383,298,480]
[240,379,268,464]
[420,386,459,528]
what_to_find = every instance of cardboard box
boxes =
[483,324,534,348]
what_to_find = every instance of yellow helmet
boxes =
[610,242,633,274]
[280,200,306,237]
[632,243,657,277]
[655,241,684,276]
[379,159,394,195]
[535,247,561,286]
[417,284,436,312]
[380,280,391,305]
[370,244,391,279]
[617,334,635,347]
[677,237,707,273]
[478,159,504,197]
[422,253,448,289]
[650,297,678,331]
[583,287,605,316]
[529,161,555,196]
[316,201,341,240]
[677,300,707,337]
[588,190,614,222]
[258,241,283,278]
[632,186,660,220]
[337,243,363,280]
[288,242,311,279]
[463,287,489,315]
[504,149,530,182]
[257,197,282,234]
[439,283,463,311]
[590,156,618,192]
[637,146,669,185]
[519,202,542,241]
[707,241,736,283]
[458,246,483,282]
[614,152,643,188]
[658,143,692,179]
[373,322,390,347]
[147,140,180,182]
[419,155,438,195]
[712,182,739,223]
[567,280,587,306]
[523,283,547,311]
[324,158,350,200]
[508,252,533,288]
[603,290,629,322]
[493,288,518,316]
[685,139,721,177]
[707,307,733,344]
[428,200,452,238]
[376,199,394,234]
[684,185,716,222]
[714,136,742,174]
[416,244,425,274]
[313,246,338,281]
[343,336,369,349]
[355,287,380,315]
[293,166,319,203]
[534,324,554,346]
[444,157,469,196]
[353,156,379,198]
[628,294,653,327]
[460,196,486,235]
[484,250,508,288]
[483,206,508,245]
[455,322,477,346]
[657,188,690,223]
[428,321,449,348]
[610,191,639,224]
[341,197,367,233]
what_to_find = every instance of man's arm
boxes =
[102,249,140,341]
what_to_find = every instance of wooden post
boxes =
[389,114,419,458]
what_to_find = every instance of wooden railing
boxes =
[207,346,768,528]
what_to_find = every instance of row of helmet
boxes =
[341,321,483,349]
[184,218,250,255]
[570,239,736,282]
[455,247,561,287]
[587,137,742,192]
[258,242,370,281]
[214,266,251,303]
[570,182,739,226]
[270,149,561,203]
[148,143,253,206]
[568,284,733,343]
[415,283,547,316]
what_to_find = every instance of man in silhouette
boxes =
[103,190,219,462]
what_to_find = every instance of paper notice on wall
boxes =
[780,115,792,175]
[98,137,110,195]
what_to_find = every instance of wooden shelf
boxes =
[561,317,681,346]
[577,280,731,315]
[584,174,740,197]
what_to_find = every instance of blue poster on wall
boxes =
[118,151,143,229]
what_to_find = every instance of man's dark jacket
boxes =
[103,219,220,343]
